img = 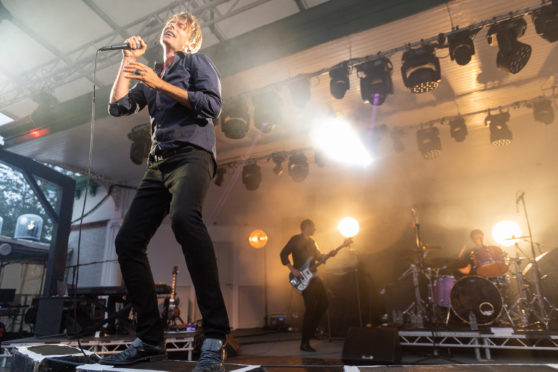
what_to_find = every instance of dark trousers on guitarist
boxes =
[301,277,329,345]
[114,148,230,345]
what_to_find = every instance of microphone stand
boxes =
[411,209,426,329]
[516,192,551,329]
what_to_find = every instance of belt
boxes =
[148,147,190,162]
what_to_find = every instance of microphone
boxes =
[98,42,141,52]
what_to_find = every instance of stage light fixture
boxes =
[253,91,282,133]
[449,116,468,142]
[416,126,441,159]
[485,111,512,146]
[329,63,350,99]
[533,98,555,125]
[248,229,268,249]
[270,152,286,175]
[401,45,441,93]
[492,221,522,247]
[390,128,405,153]
[214,167,226,186]
[338,217,359,238]
[221,98,250,139]
[127,124,151,165]
[356,57,393,106]
[448,29,479,66]
[487,18,531,74]
[242,163,261,191]
[288,78,310,108]
[288,153,309,182]
[532,1,558,43]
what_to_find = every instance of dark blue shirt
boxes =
[108,51,221,160]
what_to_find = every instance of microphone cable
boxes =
[68,48,102,362]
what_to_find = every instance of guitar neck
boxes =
[309,242,349,271]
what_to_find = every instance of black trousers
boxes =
[301,277,329,344]
[114,147,230,344]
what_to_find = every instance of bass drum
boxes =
[450,276,503,326]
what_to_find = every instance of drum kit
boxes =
[385,203,558,331]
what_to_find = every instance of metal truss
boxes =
[399,330,558,361]
[0,0,275,111]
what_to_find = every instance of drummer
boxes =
[456,228,486,276]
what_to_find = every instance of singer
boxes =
[100,12,230,371]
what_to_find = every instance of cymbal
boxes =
[504,236,530,240]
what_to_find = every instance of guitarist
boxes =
[280,219,332,352]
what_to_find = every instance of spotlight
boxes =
[492,221,522,247]
[253,91,282,133]
[248,229,268,249]
[288,153,309,182]
[356,57,393,105]
[221,98,250,139]
[127,124,151,165]
[448,29,479,66]
[270,152,286,175]
[401,44,441,93]
[487,18,531,74]
[338,217,359,238]
[449,116,468,142]
[214,166,226,186]
[329,62,350,99]
[532,2,558,43]
[390,128,405,153]
[533,98,555,125]
[416,126,441,159]
[485,111,512,146]
[288,78,310,108]
[242,163,261,191]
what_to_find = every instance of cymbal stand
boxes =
[410,209,427,328]
[503,249,529,328]
[517,192,553,328]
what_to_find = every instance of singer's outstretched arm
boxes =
[109,36,146,104]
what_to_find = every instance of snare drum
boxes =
[472,246,508,277]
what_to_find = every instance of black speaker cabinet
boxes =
[34,297,65,337]
[342,327,401,365]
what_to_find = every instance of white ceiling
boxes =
[1,0,557,189]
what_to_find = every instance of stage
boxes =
[3,327,558,372]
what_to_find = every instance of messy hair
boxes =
[167,12,203,53]
[300,219,315,231]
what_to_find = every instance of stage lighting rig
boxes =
[270,152,287,175]
[533,98,555,125]
[329,62,350,99]
[253,91,282,133]
[487,18,531,74]
[288,153,309,182]
[221,98,250,139]
[356,57,393,106]
[532,1,558,43]
[448,28,480,66]
[127,124,151,165]
[242,163,261,191]
[401,44,441,93]
[485,111,512,146]
[416,126,441,159]
[449,116,468,142]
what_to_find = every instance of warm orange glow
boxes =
[249,229,268,249]
[338,217,359,238]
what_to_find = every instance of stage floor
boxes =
[4,328,558,371]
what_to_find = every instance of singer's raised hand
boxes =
[123,61,162,90]
[123,36,146,60]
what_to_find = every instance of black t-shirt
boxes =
[280,234,324,269]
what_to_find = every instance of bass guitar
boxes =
[289,238,353,291]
